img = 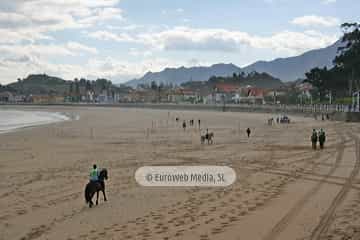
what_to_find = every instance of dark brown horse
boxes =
[206,132,214,144]
[85,168,108,208]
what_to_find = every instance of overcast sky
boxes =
[0,0,358,84]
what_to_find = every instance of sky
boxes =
[0,0,358,84]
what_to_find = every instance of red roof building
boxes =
[215,83,240,93]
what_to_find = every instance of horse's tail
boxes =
[85,182,91,204]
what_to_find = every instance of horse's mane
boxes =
[99,168,108,180]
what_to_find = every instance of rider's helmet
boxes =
[93,164,97,169]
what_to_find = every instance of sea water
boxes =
[0,110,69,134]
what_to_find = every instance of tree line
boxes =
[304,22,360,102]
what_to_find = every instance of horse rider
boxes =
[311,129,318,150]
[318,129,326,149]
[90,164,99,182]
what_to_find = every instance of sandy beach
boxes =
[0,106,360,240]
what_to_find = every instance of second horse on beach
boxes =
[201,129,214,145]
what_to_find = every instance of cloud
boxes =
[0,28,52,44]
[291,15,340,27]
[0,42,97,59]
[0,55,190,84]
[66,42,98,55]
[0,1,342,84]
[129,48,153,57]
[88,30,136,42]
[322,0,337,4]
[143,27,338,56]
[0,0,123,43]
[78,7,123,25]
[88,26,338,56]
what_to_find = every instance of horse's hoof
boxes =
[104,199,107,202]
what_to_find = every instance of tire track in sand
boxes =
[262,131,347,240]
[309,131,360,240]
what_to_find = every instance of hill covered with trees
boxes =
[3,74,123,98]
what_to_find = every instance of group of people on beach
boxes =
[179,117,201,131]
[179,118,201,131]
[175,116,216,144]
[268,115,291,125]
[314,113,330,121]
[311,129,326,150]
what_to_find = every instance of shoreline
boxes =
[0,109,71,134]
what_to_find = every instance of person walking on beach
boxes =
[198,119,201,129]
[311,129,318,150]
[90,164,99,182]
[246,128,251,138]
[182,120,186,131]
[319,129,326,149]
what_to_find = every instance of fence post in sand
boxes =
[146,128,150,139]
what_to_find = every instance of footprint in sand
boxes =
[209,207,217,212]
[16,209,27,215]
[211,227,224,234]
[189,223,201,229]
[238,210,248,216]
[205,218,215,224]
[175,231,183,237]
[220,213,228,218]
[229,216,239,222]
[200,234,210,240]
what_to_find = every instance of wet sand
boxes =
[0,106,360,240]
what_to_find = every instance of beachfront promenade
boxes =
[1,102,359,121]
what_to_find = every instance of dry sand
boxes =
[1,106,360,240]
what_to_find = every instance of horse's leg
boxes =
[102,189,107,201]
[96,190,99,205]
[89,192,94,208]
